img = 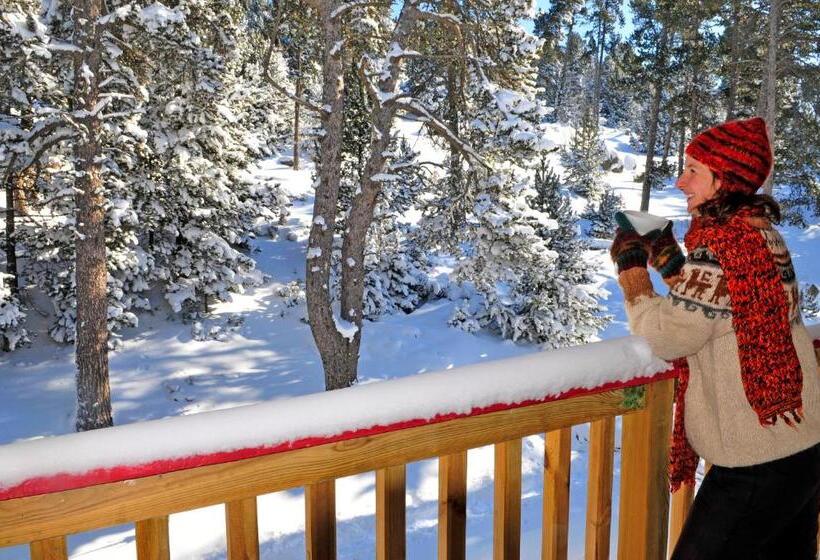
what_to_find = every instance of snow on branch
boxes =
[330,0,386,20]
[394,100,491,171]
[414,10,462,25]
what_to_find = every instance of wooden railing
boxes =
[1,333,818,560]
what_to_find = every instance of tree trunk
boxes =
[724,0,741,121]
[337,2,421,388]
[293,50,302,171]
[4,170,18,295]
[305,0,353,391]
[73,0,112,432]
[676,120,686,176]
[445,61,463,234]
[554,15,576,122]
[640,26,669,212]
[661,118,673,164]
[759,0,781,195]
[592,17,606,120]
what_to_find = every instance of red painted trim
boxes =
[0,367,683,502]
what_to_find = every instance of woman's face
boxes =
[676,156,721,214]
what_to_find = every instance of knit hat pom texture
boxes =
[685,116,772,195]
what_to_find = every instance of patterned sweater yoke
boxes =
[618,216,820,490]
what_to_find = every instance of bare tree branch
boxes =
[394,100,491,171]
[261,38,326,114]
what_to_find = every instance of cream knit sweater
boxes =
[619,219,820,467]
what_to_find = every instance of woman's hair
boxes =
[697,190,782,224]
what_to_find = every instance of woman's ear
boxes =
[710,172,722,194]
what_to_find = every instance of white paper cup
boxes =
[620,210,670,236]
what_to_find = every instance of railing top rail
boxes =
[0,335,673,502]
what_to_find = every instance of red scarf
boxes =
[669,210,804,492]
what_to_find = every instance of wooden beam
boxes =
[305,480,336,560]
[0,387,639,546]
[30,536,67,560]
[494,439,521,560]
[136,516,170,560]
[667,484,693,559]
[542,427,571,560]
[376,464,406,560]
[617,379,675,560]
[585,417,614,560]
[226,497,259,560]
[438,451,467,560]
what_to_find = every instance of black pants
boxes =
[671,443,820,560]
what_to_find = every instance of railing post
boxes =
[376,464,406,560]
[542,427,571,560]
[494,439,522,560]
[136,516,170,560]
[226,497,259,560]
[305,480,336,560]
[617,379,675,560]
[438,451,467,560]
[585,417,615,560]
[30,536,67,560]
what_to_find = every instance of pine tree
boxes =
[581,0,624,119]
[0,272,27,352]
[528,157,592,284]
[562,109,607,201]
[533,0,588,123]
[581,187,623,239]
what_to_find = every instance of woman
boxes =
[610,116,820,559]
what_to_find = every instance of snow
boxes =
[139,3,184,33]
[333,314,359,341]
[369,173,401,182]
[0,120,818,560]
[0,334,668,491]
[306,247,322,259]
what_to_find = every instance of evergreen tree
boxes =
[0,272,27,351]
[581,187,623,239]
[581,0,624,119]
[528,157,591,283]
[561,109,607,201]
[533,0,588,123]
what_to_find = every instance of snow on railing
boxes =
[0,336,673,501]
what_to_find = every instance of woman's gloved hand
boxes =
[645,222,685,279]
[610,228,649,274]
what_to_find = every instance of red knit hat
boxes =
[685,117,773,195]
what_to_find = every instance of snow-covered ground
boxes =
[1,120,817,559]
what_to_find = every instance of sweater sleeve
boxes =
[618,245,734,361]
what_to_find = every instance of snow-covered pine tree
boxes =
[138,6,263,315]
[228,26,293,158]
[3,1,286,346]
[528,157,591,283]
[581,187,623,239]
[533,0,589,124]
[441,1,607,347]
[6,1,158,343]
[361,137,432,319]
[561,108,607,201]
[0,272,27,351]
